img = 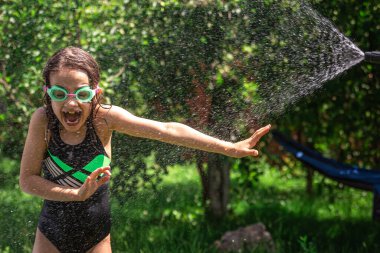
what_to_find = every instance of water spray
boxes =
[364,51,380,64]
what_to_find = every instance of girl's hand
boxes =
[228,124,271,158]
[76,166,111,201]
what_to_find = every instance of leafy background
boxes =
[0,0,379,252]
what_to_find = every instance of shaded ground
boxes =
[1,163,379,252]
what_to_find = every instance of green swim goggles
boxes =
[44,85,100,103]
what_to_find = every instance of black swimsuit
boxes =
[38,119,111,253]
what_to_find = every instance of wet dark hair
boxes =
[42,46,103,132]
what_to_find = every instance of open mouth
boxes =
[62,111,82,126]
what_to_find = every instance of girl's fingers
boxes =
[102,170,112,177]
[99,166,111,174]
[90,166,110,180]
[88,168,100,181]
[250,149,259,157]
[97,174,111,186]
[250,124,271,145]
[83,175,89,182]
[101,165,111,170]
[255,124,271,138]
[79,166,111,200]
[96,167,112,185]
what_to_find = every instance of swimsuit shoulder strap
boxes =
[44,126,50,148]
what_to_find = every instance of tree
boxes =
[1,0,379,219]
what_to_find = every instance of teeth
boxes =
[63,111,81,114]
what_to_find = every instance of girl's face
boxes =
[49,68,93,133]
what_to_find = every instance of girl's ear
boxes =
[97,88,103,95]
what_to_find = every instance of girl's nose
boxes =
[64,96,79,106]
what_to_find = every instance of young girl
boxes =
[19,47,271,253]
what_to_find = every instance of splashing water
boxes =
[111,0,368,198]
[129,0,366,139]
[229,1,365,124]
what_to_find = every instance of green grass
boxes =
[1,162,380,252]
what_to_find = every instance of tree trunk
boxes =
[297,131,314,195]
[197,152,230,220]
[306,166,314,195]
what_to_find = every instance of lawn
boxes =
[1,162,379,252]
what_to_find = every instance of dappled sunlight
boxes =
[1,0,379,252]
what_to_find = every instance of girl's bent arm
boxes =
[19,108,81,201]
[107,106,270,158]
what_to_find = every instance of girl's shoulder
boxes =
[93,104,114,132]
[94,104,134,131]
[93,105,120,141]
[94,104,112,121]
[94,104,128,122]
[26,107,49,144]
[30,107,48,126]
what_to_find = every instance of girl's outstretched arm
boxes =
[107,106,271,158]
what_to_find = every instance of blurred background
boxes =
[1,0,379,252]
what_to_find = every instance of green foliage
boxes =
[276,0,380,167]
[0,0,85,157]
[0,157,20,189]
[298,235,317,253]
[231,156,270,191]
[1,0,379,210]
[2,163,380,252]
